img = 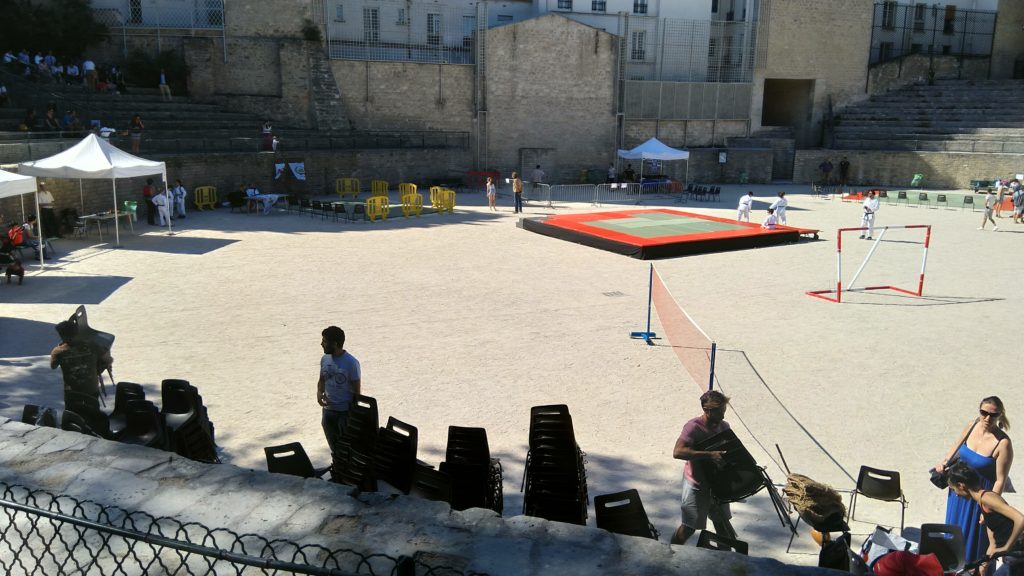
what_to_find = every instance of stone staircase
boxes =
[307,47,352,132]
[833,79,1024,153]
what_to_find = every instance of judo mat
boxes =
[520,209,818,259]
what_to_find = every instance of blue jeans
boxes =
[321,409,349,458]
[514,193,523,213]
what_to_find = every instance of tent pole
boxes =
[79,180,84,213]
[35,189,43,268]
[112,179,121,247]
[164,171,173,236]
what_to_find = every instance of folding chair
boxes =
[919,523,965,572]
[594,489,658,540]
[963,195,976,212]
[847,466,907,531]
[696,530,748,555]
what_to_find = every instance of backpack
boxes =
[8,225,23,245]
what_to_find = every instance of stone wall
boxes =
[752,0,875,147]
[330,61,475,133]
[0,149,468,221]
[990,0,1024,79]
[794,149,1024,188]
[484,15,618,182]
[867,54,991,95]
[0,419,830,576]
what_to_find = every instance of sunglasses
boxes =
[979,409,1002,419]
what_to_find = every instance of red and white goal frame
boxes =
[807,225,932,303]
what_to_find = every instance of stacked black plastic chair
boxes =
[331,395,379,491]
[409,466,453,504]
[594,489,658,540]
[521,404,588,525]
[108,382,146,437]
[160,379,219,463]
[441,425,503,513]
[374,417,418,493]
[264,442,330,479]
[118,399,169,450]
[64,390,113,439]
[697,530,748,555]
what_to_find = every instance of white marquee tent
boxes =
[0,169,44,266]
[617,137,690,184]
[18,134,169,246]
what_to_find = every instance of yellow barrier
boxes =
[371,180,389,197]
[401,192,423,218]
[193,186,218,210]
[336,178,360,199]
[399,182,418,198]
[438,188,456,214]
[366,195,390,222]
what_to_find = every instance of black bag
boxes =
[819,532,852,571]
[931,421,976,489]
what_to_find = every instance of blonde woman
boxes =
[934,396,1014,563]
[485,176,496,211]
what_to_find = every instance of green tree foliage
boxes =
[0,0,107,61]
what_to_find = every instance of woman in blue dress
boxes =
[935,396,1014,563]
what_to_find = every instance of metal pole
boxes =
[708,342,716,391]
[112,179,121,247]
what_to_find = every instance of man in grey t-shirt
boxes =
[317,326,361,458]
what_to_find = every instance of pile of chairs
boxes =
[594,489,658,540]
[521,404,588,525]
[22,379,219,464]
[264,394,503,513]
[686,185,721,202]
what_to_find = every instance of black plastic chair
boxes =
[963,195,976,211]
[919,523,965,571]
[410,465,452,504]
[848,466,907,531]
[522,405,588,524]
[914,192,929,208]
[22,404,59,427]
[299,198,313,215]
[65,391,112,439]
[351,203,366,222]
[445,426,503,514]
[594,489,658,540]
[286,195,301,213]
[374,417,418,493]
[936,194,948,209]
[109,382,146,436]
[696,530,748,555]
[60,410,98,436]
[332,203,347,222]
[265,442,329,479]
[896,190,908,205]
[118,399,169,450]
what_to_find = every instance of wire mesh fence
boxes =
[0,482,485,576]
[869,2,996,65]
[90,0,225,30]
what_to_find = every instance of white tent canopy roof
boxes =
[617,137,690,161]
[0,169,37,200]
[18,134,165,179]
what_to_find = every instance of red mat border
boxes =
[540,209,809,248]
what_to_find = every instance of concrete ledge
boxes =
[0,418,832,575]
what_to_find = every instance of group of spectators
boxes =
[3,49,125,94]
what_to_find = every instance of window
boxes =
[878,41,894,61]
[428,13,442,46]
[711,0,718,13]
[941,44,952,55]
[363,8,379,43]
[943,5,955,34]
[592,0,606,12]
[497,14,513,23]
[396,8,406,25]
[633,0,648,15]
[881,1,896,29]
[914,3,926,20]
[557,0,572,10]
[910,43,923,53]
[630,31,645,61]
[335,4,344,22]
[462,15,475,48]
[913,20,925,32]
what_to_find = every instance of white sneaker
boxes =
[993,226,999,231]
[978,227,984,230]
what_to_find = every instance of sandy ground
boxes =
[1,184,1021,564]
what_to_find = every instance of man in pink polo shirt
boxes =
[671,390,734,545]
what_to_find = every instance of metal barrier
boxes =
[538,183,682,208]
[0,482,486,576]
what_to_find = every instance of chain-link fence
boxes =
[622,15,757,83]
[0,482,485,576]
[323,0,478,64]
[869,2,996,65]
[90,0,225,30]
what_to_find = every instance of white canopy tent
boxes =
[18,134,169,246]
[0,169,44,266]
[617,137,690,184]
